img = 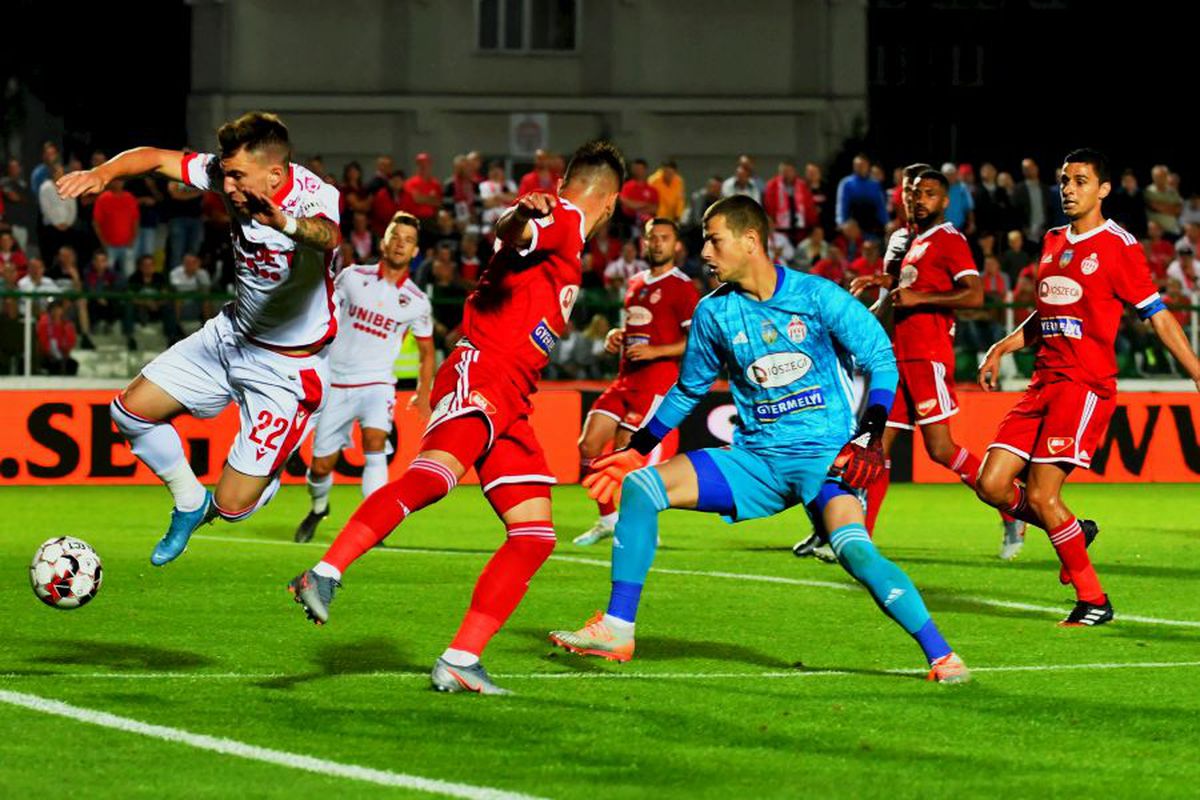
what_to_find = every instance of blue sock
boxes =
[828,524,951,662]
[605,467,670,623]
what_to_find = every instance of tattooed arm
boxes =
[241,186,342,251]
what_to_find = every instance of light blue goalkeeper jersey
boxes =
[646,265,898,458]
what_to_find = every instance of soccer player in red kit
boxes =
[977,148,1200,626]
[574,218,700,545]
[289,140,625,693]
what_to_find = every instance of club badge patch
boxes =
[787,315,807,343]
[1047,436,1075,455]
[1059,249,1074,269]
[760,319,779,344]
[1080,253,1099,275]
[917,399,938,417]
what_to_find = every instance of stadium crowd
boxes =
[2,141,1198,378]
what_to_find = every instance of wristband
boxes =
[628,426,662,456]
[283,215,298,235]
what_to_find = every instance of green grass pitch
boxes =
[2,483,1199,799]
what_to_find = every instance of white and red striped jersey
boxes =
[327,264,433,386]
[180,153,340,350]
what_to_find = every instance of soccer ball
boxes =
[30,536,103,609]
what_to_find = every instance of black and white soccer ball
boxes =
[30,536,103,609]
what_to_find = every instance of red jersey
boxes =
[618,268,700,391]
[1033,219,1162,397]
[462,198,586,389]
[894,221,978,363]
[620,179,659,226]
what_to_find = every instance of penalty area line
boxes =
[193,533,1200,629]
[3,661,1200,682]
[0,689,544,800]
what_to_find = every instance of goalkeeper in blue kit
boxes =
[549,196,969,683]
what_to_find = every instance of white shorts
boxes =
[141,312,329,477]
[311,382,396,457]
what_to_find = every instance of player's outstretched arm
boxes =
[56,147,184,198]
[1148,310,1200,392]
[240,186,341,251]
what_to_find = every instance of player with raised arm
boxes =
[294,211,435,543]
[56,112,341,565]
[575,217,700,546]
[288,141,625,695]
[550,196,970,683]
[976,148,1200,626]
[798,167,1025,562]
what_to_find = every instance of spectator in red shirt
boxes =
[619,158,659,237]
[404,153,442,222]
[37,299,78,375]
[518,149,558,196]
[365,155,395,195]
[847,238,882,280]
[0,230,28,276]
[92,178,140,277]
[1146,219,1175,283]
[763,160,818,244]
[810,245,847,287]
[370,172,410,239]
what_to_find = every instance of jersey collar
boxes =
[271,165,295,205]
[558,197,588,242]
[1064,218,1112,244]
[641,267,685,285]
[914,221,953,242]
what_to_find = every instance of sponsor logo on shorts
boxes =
[787,315,807,343]
[626,305,653,326]
[1038,275,1083,306]
[529,318,560,356]
[746,352,813,389]
[1047,436,1075,454]
[468,390,496,415]
[760,319,779,344]
[753,386,825,421]
[1040,316,1083,339]
[1081,252,1099,275]
[1059,249,1074,269]
[917,399,938,417]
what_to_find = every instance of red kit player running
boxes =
[976,148,1200,626]
[574,217,700,546]
[289,140,625,694]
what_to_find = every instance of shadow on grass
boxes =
[516,625,801,671]
[18,638,214,672]
[253,637,426,690]
[896,553,1200,583]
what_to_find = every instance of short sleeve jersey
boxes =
[618,268,700,391]
[462,197,586,387]
[1033,219,1162,396]
[180,153,341,350]
[327,264,433,386]
[893,221,978,363]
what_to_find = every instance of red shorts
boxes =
[887,359,959,430]
[588,378,667,431]
[988,378,1115,469]
[424,345,554,501]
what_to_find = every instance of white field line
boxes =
[0,689,544,800]
[193,533,1200,629]
[3,661,1200,683]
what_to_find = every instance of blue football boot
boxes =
[150,490,213,566]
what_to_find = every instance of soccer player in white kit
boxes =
[295,211,435,543]
[56,112,342,566]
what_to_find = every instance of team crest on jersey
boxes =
[398,294,410,307]
[1081,253,1099,275]
[916,399,938,417]
[898,265,918,288]
[1059,249,1074,269]
[560,285,579,322]
[787,315,807,343]
[760,319,779,344]
[1047,436,1075,455]
[650,289,662,304]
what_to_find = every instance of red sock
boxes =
[449,522,557,655]
[321,458,458,572]
[864,459,891,537]
[949,447,1013,524]
[1000,483,1044,528]
[1047,516,1104,604]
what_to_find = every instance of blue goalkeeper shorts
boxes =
[684,444,843,523]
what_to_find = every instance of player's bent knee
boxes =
[975,468,1009,506]
[109,396,157,436]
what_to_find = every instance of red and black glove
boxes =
[828,404,889,489]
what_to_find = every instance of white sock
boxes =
[599,511,619,528]
[313,561,342,581]
[602,613,635,635]
[159,459,207,512]
[362,451,388,498]
[307,471,333,513]
[440,647,480,667]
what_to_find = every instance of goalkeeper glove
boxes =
[828,404,888,489]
